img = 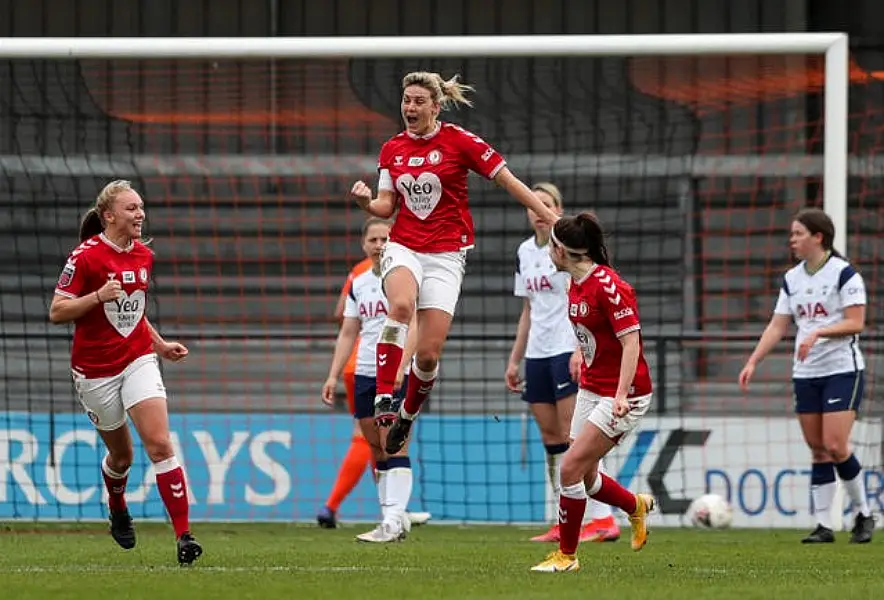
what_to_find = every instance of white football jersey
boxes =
[343,268,390,377]
[513,236,577,359]
[773,254,866,378]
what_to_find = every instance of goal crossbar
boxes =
[0,32,850,250]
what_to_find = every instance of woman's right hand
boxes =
[350,180,373,210]
[738,361,755,392]
[321,377,338,407]
[505,361,523,393]
[96,279,122,302]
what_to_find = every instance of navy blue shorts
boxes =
[523,352,578,404]
[793,371,864,414]
[353,375,406,419]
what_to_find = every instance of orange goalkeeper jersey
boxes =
[341,257,374,376]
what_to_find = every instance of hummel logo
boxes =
[607,293,621,305]
[603,283,616,294]
[172,491,185,498]
[597,274,612,285]
[170,483,183,490]
[378,353,388,366]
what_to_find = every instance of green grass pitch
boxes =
[1,522,882,600]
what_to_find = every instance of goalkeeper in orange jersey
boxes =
[316,254,374,528]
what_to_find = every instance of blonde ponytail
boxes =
[402,71,475,110]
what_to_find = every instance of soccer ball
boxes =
[687,494,733,529]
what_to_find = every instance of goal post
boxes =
[0,32,851,252]
[4,32,875,528]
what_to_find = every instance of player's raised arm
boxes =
[494,167,560,226]
[351,180,397,219]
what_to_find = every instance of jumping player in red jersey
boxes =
[49,180,202,566]
[531,212,655,573]
[349,71,560,453]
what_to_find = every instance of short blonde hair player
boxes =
[349,71,560,455]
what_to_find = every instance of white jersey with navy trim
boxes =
[773,254,866,379]
[343,268,390,377]
[513,236,577,359]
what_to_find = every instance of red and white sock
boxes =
[154,456,190,537]
[588,472,637,514]
[101,455,129,513]
[558,483,587,555]
[401,362,438,419]
[376,319,408,397]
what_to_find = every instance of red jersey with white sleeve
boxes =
[54,234,155,379]
[377,122,506,253]
[568,264,653,398]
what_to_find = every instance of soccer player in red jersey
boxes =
[316,256,375,529]
[49,180,202,566]
[349,71,560,453]
[507,183,620,544]
[531,212,655,573]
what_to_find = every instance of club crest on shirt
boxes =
[139,267,148,283]
[427,150,442,165]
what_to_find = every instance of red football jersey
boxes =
[377,122,506,253]
[568,265,653,398]
[54,234,155,378]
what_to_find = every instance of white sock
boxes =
[835,454,871,518]
[588,458,613,519]
[377,467,389,521]
[383,459,413,528]
[843,477,871,518]
[545,446,567,503]
[812,482,837,529]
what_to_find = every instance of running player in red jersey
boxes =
[49,180,201,566]
[532,212,655,573]
[316,256,375,528]
[349,71,559,453]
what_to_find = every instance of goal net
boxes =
[1,35,880,527]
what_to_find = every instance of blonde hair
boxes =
[402,71,475,110]
[78,179,148,243]
[531,182,563,208]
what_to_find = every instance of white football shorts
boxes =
[72,353,167,431]
[570,388,653,443]
[379,241,466,316]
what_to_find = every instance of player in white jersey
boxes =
[740,208,874,544]
[505,183,619,544]
[321,218,419,542]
